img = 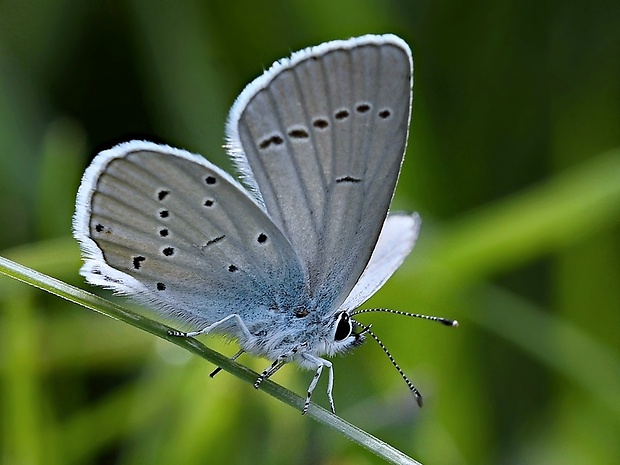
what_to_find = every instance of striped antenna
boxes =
[353,320,424,407]
[352,308,458,327]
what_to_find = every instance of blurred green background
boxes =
[1,1,619,464]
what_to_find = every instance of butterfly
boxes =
[73,34,456,414]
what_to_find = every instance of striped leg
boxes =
[302,354,334,415]
[167,313,253,340]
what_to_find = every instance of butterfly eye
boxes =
[334,312,352,341]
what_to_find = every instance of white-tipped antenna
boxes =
[353,320,424,407]
[352,308,458,327]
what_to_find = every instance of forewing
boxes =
[227,34,413,310]
[73,141,307,330]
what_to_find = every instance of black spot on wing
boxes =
[204,235,226,247]
[336,176,362,184]
[132,256,145,269]
[335,109,350,120]
[288,128,309,139]
[313,118,329,129]
[259,134,284,150]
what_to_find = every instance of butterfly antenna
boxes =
[352,308,458,327]
[353,320,424,407]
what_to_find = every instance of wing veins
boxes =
[264,84,322,240]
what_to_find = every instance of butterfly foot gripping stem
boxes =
[167,329,189,337]
[254,358,287,389]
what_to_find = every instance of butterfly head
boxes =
[330,311,366,351]
[288,311,365,364]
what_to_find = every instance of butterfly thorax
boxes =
[237,310,364,368]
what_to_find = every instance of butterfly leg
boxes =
[253,358,287,389]
[209,349,245,378]
[301,354,335,415]
[167,313,254,340]
[254,341,309,390]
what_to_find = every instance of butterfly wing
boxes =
[340,212,420,312]
[73,141,307,331]
[227,34,413,311]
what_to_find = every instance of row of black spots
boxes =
[156,189,171,284]
[202,171,218,207]
[142,186,176,287]
[155,192,169,261]
[258,128,310,151]
[154,232,269,290]
[257,105,394,151]
[333,104,392,121]
[159,176,223,247]
[156,187,171,246]
[258,108,368,150]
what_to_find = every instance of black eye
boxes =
[334,313,352,341]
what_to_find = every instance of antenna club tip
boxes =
[438,318,459,327]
